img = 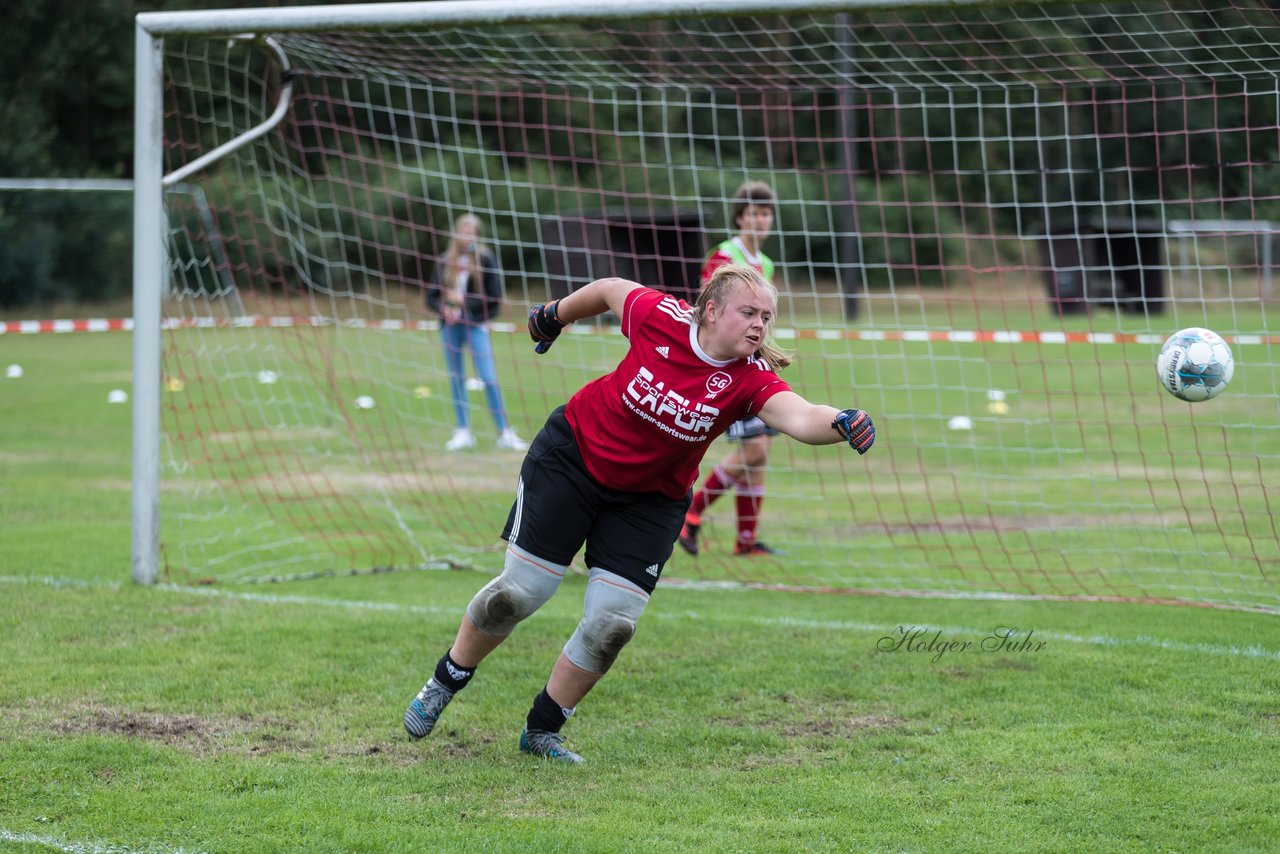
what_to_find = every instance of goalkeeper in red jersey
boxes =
[679,180,783,557]
[402,264,875,763]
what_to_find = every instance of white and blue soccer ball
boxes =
[1156,327,1234,403]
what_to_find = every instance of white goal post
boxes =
[132,0,1280,613]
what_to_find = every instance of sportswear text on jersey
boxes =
[624,365,721,440]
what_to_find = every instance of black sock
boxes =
[432,651,475,693]
[526,686,573,734]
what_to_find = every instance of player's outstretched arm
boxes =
[529,277,643,353]
[555,277,643,323]
[759,391,876,454]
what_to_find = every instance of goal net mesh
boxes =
[157,0,1280,611]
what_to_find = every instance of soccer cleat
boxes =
[496,428,528,451]
[445,428,477,451]
[403,679,456,740]
[519,727,584,764]
[733,540,778,557]
[677,520,700,556]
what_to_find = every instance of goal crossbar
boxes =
[136,0,1039,36]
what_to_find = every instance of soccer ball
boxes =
[1156,327,1234,403]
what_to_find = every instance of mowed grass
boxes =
[2,572,1278,853]
[1,312,1278,852]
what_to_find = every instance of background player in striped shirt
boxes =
[402,264,875,763]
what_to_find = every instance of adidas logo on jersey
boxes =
[655,346,670,359]
[645,563,660,576]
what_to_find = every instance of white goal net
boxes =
[135,0,1280,612]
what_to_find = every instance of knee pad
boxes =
[466,544,566,636]
[563,568,650,674]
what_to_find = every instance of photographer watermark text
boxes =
[877,625,1048,663]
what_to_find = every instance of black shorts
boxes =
[501,406,690,594]
[727,416,778,441]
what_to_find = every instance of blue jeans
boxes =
[441,320,510,432]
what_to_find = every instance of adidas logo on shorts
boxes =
[655,346,669,358]
[645,563,659,576]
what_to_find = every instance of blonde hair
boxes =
[441,214,487,294]
[692,264,793,370]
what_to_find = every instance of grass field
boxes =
[1,306,1278,852]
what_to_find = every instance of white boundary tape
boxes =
[1,316,1276,346]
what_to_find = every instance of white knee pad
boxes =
[562,568,650,674]
[466,544,566,636]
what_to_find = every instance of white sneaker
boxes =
[496,428,528,451]
[445,428,476,451]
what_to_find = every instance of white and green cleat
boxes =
[519,728,584,764]
[403,679,455,740]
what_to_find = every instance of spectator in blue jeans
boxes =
[426,214,527,451]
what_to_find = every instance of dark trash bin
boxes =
[1039,218,1165,316]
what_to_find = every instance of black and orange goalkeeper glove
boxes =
[832,409,875,455]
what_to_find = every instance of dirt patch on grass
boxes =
[432,731,500,760]
[47,705,305,757]
[332,741,422,767]
[54,708,215,741]
[714,711,905,739]
[781,714,905,738]
[333,732,501,765]
[718,710,908,769]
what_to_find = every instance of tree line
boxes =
[2,0,1276,307]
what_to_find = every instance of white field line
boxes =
[3,575,1275,663]
[745,616,1280,662]
[0,575,114,589]
[157,582,461,617]
[661,578,1280,616]
[0,828,203,854]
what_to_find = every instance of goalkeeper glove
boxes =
[528,301,567,354]
[832,409,875,455]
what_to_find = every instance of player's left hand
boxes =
[832,408,875,454]
[528,301,567,353]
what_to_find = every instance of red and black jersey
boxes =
[563,287,790,499]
